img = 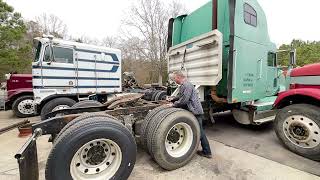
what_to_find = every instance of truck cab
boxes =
[32,36,122,118]
[167,0,280,125]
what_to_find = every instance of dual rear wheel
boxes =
[141,107,200,170]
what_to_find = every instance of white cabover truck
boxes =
[32,35,122,118]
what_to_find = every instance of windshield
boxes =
[33,40,42,62]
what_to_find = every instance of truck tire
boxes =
[54,113,117,143]
[146,108,183,155]
[275,104,320,161]
[41,98,76,120]
[151,90,160,101]
[147,108,200,170]
[140,105,169,149]
[12,95,35,118]
[71,100,102,108]
[46,116,136,180]
[154,91,167,101]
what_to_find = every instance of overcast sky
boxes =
[4,0,320,46]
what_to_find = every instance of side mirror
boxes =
[289,49,296,66]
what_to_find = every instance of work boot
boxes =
[197,151,212,159]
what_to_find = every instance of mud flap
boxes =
[15,129,42,180]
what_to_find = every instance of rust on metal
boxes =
[107,93,144,109]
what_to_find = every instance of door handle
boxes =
[232,49,237,89]
[258,59,262,79]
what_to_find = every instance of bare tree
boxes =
[122,0,186,85]
[35,13,68,38]
[102,36,119,48]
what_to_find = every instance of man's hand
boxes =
[165,103,174,107]
[166,96,174,102]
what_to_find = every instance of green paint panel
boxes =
[172,0,230,46]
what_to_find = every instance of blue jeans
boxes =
[196,115,212,155]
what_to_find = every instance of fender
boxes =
[274,88,320,108]
[6,88,33,102]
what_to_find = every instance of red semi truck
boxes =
[4,74,35,118]
[274,63,320,160]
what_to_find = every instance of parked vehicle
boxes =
[273,63,320,161]
[4,74,35,117]
[32,35,122,119]
[14,1,313,180]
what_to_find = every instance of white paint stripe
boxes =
[291,76,320,85]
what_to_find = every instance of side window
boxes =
[53,47,74,64]
[43,46,51,62]
[244,3,257,27]
[268,52,277,67]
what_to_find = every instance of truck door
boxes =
[227,0,273,103]
[40,44,76,89]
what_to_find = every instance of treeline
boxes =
[0,0,186,85]
[278,39,320,66]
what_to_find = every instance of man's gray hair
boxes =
[172,71,186,78]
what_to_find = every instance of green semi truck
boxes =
[168,0,286,125]
[15,1,313,180]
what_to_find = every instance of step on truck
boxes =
[32,35,122,119]
[4,73,35,118]
[14,0,310,179]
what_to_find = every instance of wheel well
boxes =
[8,92,33,107]
[39,95,78,112]
[276,95,320,109]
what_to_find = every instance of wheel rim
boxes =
[52,105,70,112]
[17,99,35,115]
[283,115,320,148]
[165,123,193,158]
[70,139,122,180]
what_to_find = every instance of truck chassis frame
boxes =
[15,94,200,180]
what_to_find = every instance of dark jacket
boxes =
[173,80,204,115]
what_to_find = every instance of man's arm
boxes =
[173,83,192,107]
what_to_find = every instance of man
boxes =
[167,71,212,158]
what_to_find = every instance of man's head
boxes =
[171,71,186,85]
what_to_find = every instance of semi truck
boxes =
[32,36,122,119]
[14,0,316,180]
[4,74,35,117]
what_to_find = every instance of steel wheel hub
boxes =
[52,105,70,112]
[283,115,320,148]
[18,99,35,114]
[165,123,193,158]
[70,139,122,180]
